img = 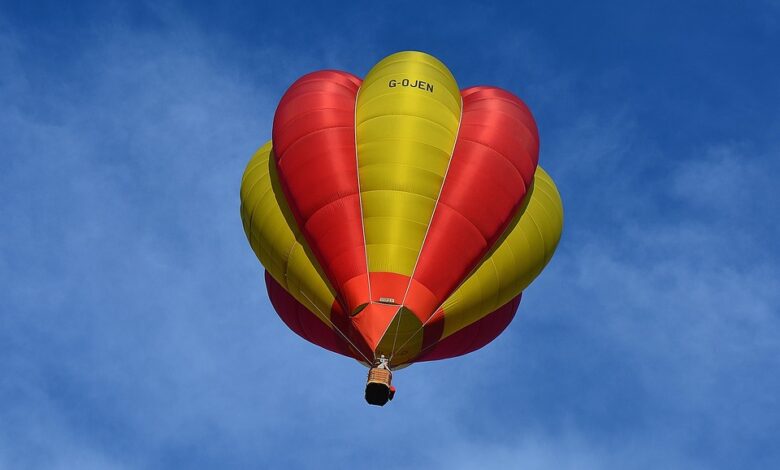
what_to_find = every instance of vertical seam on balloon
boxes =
[387,95,464,363]
[353,83,373,316]
[282,242,298,283]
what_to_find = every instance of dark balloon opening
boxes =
[350,303,369,317]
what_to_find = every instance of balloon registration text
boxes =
[388,78,434,93]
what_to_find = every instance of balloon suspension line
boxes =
[389,298,445,361]
[387,306,404,363]
[388,96,464,363]
[391,232,491,358]
[391,220,498,357]
[300,290,372,365]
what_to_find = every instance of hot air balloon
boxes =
[240,51,563,406]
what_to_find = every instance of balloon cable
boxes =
[299,290,373,366]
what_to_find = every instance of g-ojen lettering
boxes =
[388,78,434,93]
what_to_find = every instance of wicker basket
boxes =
[367,367,392,386]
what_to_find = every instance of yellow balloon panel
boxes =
[356,51,463,276]
[439,166,564,338]
[240,141,336,321]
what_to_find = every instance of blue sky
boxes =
[2,1,779,468]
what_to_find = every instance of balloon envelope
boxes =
[240,51,563,367]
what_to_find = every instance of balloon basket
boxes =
[365,367,393,406]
